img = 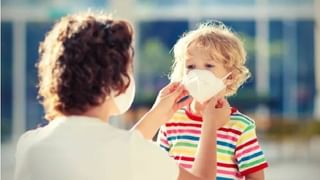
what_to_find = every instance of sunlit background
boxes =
[2,0,320,179]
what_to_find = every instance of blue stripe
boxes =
[217,177,234,180]
[217,140,236,149]
[238,151,264,164]
[167,135,199,141]
[160,144,170,152]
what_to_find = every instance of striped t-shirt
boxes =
[156,107,268,180]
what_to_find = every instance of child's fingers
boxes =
[215,99,224,108]
[215,98,230,110]
[204,96,218,106]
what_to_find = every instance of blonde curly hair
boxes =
[170,22,250,96]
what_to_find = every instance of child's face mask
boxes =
[182,69,230,103]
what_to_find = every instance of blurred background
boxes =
[1,0,320,179]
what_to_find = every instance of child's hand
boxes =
[202,97,230,129]
[152,82,192,121]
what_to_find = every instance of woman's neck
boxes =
[81,101,112,123]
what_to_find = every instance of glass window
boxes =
[269,0,314,6]
[1,22,13,142]
[138,0,255,7]
[138,0,186,7]
[296,20,315,117]
[269,20,315,118]
[26,22,53,130]
[2,0,108,8]
[269,21,284,116]
[200,0,255,6]
[136,20,189,107]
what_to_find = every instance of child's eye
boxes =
[186,64,196,69]
[205,64,214,68]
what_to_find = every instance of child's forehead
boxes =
[185,43,221,62]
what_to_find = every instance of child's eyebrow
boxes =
[206,58,218,63]
[185,58,193,63]
[208,56,223,63]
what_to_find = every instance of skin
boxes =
[183,43,265,180]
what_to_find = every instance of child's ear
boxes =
[225,73,233,86]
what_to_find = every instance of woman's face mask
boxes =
[112,75,135,115]
[182,69,230,103]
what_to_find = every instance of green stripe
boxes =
[173,142,198,148]
[231,117,251,125]
[239,157,266,169]
[241,115,255,124]
[243,125,255,133]
[217,148,233,155]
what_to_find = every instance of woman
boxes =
[14,11,226,180]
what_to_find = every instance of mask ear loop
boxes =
[222,72,232,80]
[222,72,232,89]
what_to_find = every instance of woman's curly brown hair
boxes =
[37,12,134,120]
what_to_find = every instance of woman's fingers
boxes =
[160,82,181,96]
[176,96,192,109]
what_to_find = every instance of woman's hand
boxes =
[132,82,192,139]
[151,82,192,121]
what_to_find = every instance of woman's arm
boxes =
[131,82,191,139]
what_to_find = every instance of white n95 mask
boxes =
[182,69,230,103]
[112,75,135,115]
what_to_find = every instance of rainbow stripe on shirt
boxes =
[157,107,268,180]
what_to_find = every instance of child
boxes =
[157,22,268,180]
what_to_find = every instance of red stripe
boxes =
[240,162,269,176]
[160,138,169,146]
[184,105,238,122]
[174,156,194,162]
[236,138,257,151]
[231,107,238,114]
[165,122,201,128]
[217,133,238,142]
[217,169,237,176]
[174,158,239,169]
[180,163,192,169]
[235,145,260,159]
[219,127,241,136]
[163,131,167,137]
[217,162,238,168]
[185,105,203,121]
[167,129,201,135]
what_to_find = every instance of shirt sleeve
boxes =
[156,125,171,152]
[234,124,268,176]
[130,130,178,180]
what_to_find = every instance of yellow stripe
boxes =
[170,115,190,122]
[236,131,255,146]
[217,153,234,163]
[169,147,196,156]
[227,121,247,131]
